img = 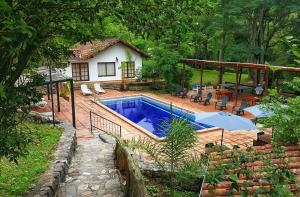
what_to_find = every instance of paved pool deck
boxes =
[33,88,263,151]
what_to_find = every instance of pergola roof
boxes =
[37,66,72,84]
[181,58,300,73]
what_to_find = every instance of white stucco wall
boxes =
[64,43,143,81]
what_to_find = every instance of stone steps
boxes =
[57,133,124,197]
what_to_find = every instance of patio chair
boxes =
[190,92,202,102]
[179,88,189,98]
[171,87,182,96]
[203,92,213,105]
[81,84,92,95]
[232,100,249,116]
[215,95,228,110]
[253,131,271,146]
[94,83,105,94]
[254,85,264,96]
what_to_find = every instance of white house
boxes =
[64,38,149,82]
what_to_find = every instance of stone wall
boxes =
[115,142,149,197]
[26,110,61,124]
[138,157,204,192]
[26,123,77,197]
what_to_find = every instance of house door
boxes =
[122,61,135,78]
[72,63,89,81]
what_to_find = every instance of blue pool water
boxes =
[100,96,212,137]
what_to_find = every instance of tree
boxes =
[0,0,120,85]
[125,117,197,196]
[0,0,117,162]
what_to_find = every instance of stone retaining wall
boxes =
[138,157,204,192]
[115,142,149,197]
[26,123,77,197]
[26,110,61,124]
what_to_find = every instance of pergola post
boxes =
[56,82,60,112]
[239,68,243,85]
[235,65,240,106]
[47,84,50,100]
[49,65,55,126]
[218,64,223,85]
[70,79,76,128]
[200,63,204,93]
[256,69,261,85]
[182,63,186,88]
[264,68,269,90]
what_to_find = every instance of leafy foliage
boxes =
[261,77,300,145]
[124,117,198,196]
[0,74,44,162]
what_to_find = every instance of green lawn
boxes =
[0,123,62,197]
[190,68,248,85]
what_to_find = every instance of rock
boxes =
[105,179,121,190]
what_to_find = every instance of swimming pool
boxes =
[100,96,212,138]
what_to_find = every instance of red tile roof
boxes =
[202,144,300,196]
[69,38,149,62]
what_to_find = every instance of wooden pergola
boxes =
[38,66,76,128]
[180,58,300,105]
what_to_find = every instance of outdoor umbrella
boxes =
[244,105,273,118]
[195,111,257,145]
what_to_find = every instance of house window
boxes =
[72,63,89,81]
[122,61,135,78]
[97,62,116,77]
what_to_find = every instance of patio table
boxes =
[228,85,253,93]
[219,83,235,89]
[215,89,233,100]
[244,96,260,106]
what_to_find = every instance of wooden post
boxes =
[56,83,60,112]
[221,129,224,146]
[70,79,76,128]
[256,69,261,85]
[218,64,223,85]
[49,65,55,126]
[264,67,269,91]
[238,68,242,85]
[47,84,50,100]
[182,64,186,88]
[200,63,204,94]
[235,65,239,106]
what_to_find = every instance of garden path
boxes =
[57,133,124,197]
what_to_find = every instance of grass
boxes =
[0,123,62,197]
[190,68,248,85]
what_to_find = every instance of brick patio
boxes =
[33,88,261,152]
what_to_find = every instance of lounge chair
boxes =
[215,95,228,110]
[232,100,249,116]
[94,83,105,94]
[33,98,48,108]
[179,88,188,98]
[203,92,213,105]
[81,84,92,95]
[190,92,202,102]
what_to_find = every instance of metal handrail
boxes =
[90,111,122,137]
